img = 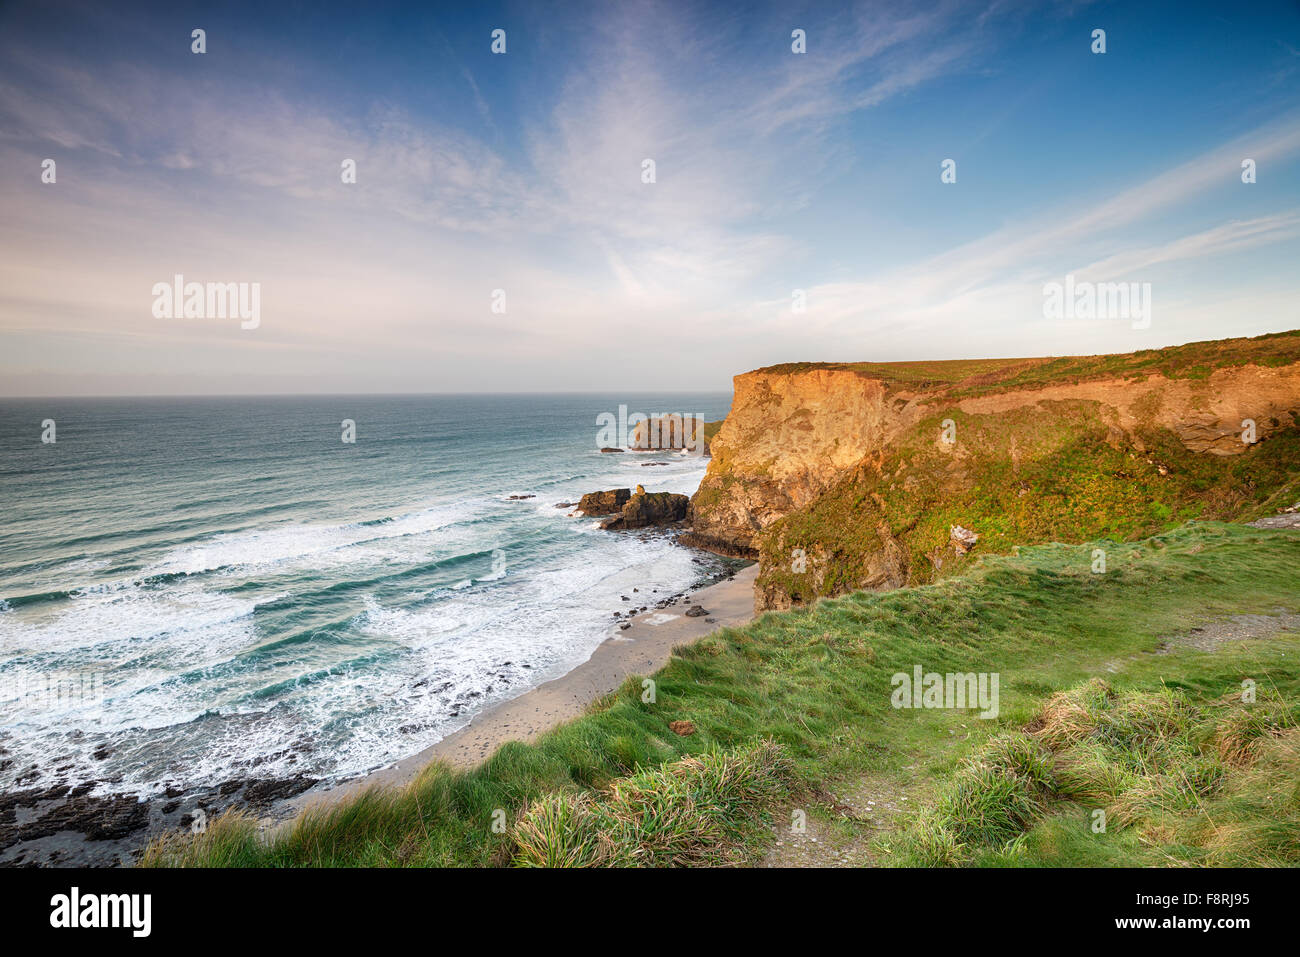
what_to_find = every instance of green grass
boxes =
[141,521,1300,868]
[889,680,1300,867]
[512,739,793,866]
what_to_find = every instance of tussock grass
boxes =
[1213,698,1296,766]
[511,739,793,867]
[888,679,1300,866]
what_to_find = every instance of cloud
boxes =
[0,0,1297,394]
[765,111,1300,346]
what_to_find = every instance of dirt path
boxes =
[760,774,916,867]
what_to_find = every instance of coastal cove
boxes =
[0,393,733,865]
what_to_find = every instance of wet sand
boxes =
[287,563,758,814]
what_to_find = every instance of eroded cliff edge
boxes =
[685,331,1300,612]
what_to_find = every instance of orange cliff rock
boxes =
[684,331,1300,611]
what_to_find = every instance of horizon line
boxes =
[0,389,738,400]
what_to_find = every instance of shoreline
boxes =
[283,562,759,817]
[1,495,750,865]
[2,558,757,866]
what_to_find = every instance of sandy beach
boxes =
[286,562,759,815]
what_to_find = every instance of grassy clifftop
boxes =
[143,521,1300,868]
[757,329,1300,398]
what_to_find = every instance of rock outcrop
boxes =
[687,331,1300,612]
[686,368,905,557]
[601,489,690,530]
[576,489,631,516]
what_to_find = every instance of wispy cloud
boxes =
[0,0,1297,394]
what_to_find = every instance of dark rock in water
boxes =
[576,488,632,516]
[619,623,631,631]
[641,462,670,467]
[685,605,708,617]
[241,775,318,808]
[506,494,536,500]
[600,487,689,530]
[554,502,577,508]
[0,788,149,848]
[599,447,624,453]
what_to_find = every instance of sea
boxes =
[0,393,731,797]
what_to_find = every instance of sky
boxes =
[0,0,1298,396]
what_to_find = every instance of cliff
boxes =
[687,331,1300,611]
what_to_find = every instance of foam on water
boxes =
[0,394,731,796]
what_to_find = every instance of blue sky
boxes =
[1,0,1298,395]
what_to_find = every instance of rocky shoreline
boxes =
[0,767,319,867]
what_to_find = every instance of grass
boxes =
[889,681,1300,867]
[512,739,792,866]
[141,521,1300,868]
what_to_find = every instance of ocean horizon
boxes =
[0,392,732,797]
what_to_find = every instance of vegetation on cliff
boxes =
[758,406,1300,608]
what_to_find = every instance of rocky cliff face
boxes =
[688,331,1300,611]
[684,368,917,557]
